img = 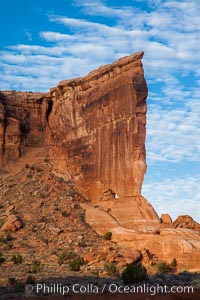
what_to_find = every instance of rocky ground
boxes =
[0,158,200,300]
[0,158,149,294]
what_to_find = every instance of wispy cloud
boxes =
[143,176,200,222]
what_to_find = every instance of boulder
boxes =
[161,214,172,224]
[1,214,24,232]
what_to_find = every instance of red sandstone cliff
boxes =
[0,91,51,164]
[48,52,147,197]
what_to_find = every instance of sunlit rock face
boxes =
[49,52,148,199]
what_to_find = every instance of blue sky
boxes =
[0,0,199,222]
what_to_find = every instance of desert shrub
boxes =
[56,177,64,183]
[32,260,41,273]
[61,211,69,217]
[26,275,35,285]
[76,211,85,222]
[8,277,17,286]
[0,252,5,265]
[12,254,22,265]
[68,256,84,272]
[7,277,24,291]
[26,173,33,179]
[0,219,4,228]
[67,251,77,259]
[39,216,47,222]
[170,258,177,268]
[91,270,100,276]
[102,231,112,240]
[78,239,86,248]
[104,263,118,277]
[39,193,46,199]
[121,263,149,284]
[156,261,171,274]
[44,158,49,162]
[31,225,37,232]
[58,251,67,265]
[25,164,30,169]
[30,165,35,171]
[5,231,13,241]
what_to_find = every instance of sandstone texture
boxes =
[173,215,200,231]
[0,51,200,288]
[48,52,148,199]
[0,91,51,164]
[0,214,24,232]
[47,51,159,230]
[161,214,172,224]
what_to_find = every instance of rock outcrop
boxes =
[173,215,200,231]
[48,52,148,198]
[1,214,24,232]
[47,51,160,230]
[161,214,172,224]
[0,91,51,164]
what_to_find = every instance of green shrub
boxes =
[68,256,84,272]
[7,277,24,291]
[102,231,112,240]
[0,252,5,265]
[104,263,118,277]
[40,193,46,199]
[78,240,86,248]
[58,251,67,265]
[156,261,171,274]
[8,277,17,286]
[61,211,69,217]
[121,263,149,284]
[76,211,85,222]
[0,219,4,228]
[5,231,13,241]
[12,254,22,265]
[26,275,35,285]
[67,252,77,259]
[32,260,41,273]
[170,258,177,268]
[26,173,33,179]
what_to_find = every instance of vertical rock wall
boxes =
[48,52,148,201]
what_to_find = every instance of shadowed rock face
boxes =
[0,91,51,163]
[48,51,148,200]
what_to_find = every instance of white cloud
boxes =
[40,31,77,42]
[146,101,200,163]
[142,176,200,222]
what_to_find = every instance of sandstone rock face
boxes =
[48,52,148,200]
[161,214,172,224]
[1,214,24,232]
[0,91,51,164]
[48,51,160,230]
[173,215,200,231]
